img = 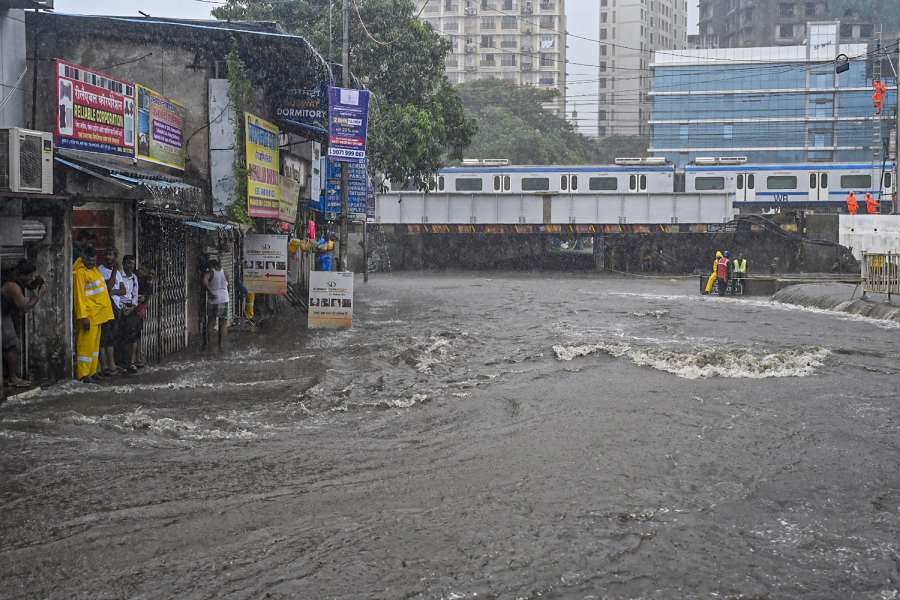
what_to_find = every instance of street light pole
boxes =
[339,0,351,269]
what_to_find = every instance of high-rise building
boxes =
[697,0,877,48]
[649,23,897,166]
[597,0,689,138]
[415,0,567,116]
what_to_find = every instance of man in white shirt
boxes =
[98,248,126,375]
[117,255,142,372]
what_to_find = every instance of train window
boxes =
[504,175,511,191]
[571,175,578,191]
[428,177,437,192]
[841,174,871,188]
[589,177,617,191]
[885,172,893,188]
[456,177,484,191]
[493,176,501,191]
[629,175,637,191]
[639,175,647,191]
[737,174,743,189]
[767,175,797,190]
[438,176,445,191]
[747,174,755,189]
[820,173,827,187]
[695,176,725,190]
[522,177,551,191]
[561,175,568,191]
[809,174,817,189]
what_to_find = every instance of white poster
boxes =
[308,271,354,329]
[243,233,288,295]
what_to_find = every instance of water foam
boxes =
[552,340,829,379]
[59,407,257,441]
[416,337,451,373]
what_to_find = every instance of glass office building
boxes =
[649,23,897,166]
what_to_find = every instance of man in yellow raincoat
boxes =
[704,250,723,294]
[73,247,114,383]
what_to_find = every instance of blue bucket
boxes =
[317,254,334,272]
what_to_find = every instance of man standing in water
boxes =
[2,260,45,389]
[73,247,114,383]
[202,259,230,352]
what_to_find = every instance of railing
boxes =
[863,252,900,300]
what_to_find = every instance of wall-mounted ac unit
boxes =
[0,128,54,194]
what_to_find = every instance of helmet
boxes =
[723,251,730,258]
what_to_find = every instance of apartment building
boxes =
[416,0,567,116]
[597,0,688,138]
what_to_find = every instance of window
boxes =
[840,23,853,38]
[503,175,511,191]
[571,175,578,191]
[885,172,892,188]
[805,1,816,16]
[809,173,817,188]
[444,18,460,30]
[500,54,517,66]
[601,0,607,5]
[737,174,744,189]
[639,174,646,191]
[438,176,445,191]
[481,35,495,47]
[820,173,827,188]
[767,175,797,190]
[600,44,607,56]
[600,28,608,40]
[599,78,607,88]
[539,75,555,85]
[456,177,483,191]
[540,0,556,8]
[481,16,496,29]
[540,34,556,48]
[598,110,607,121]
[695,177,725,190]
[481,0,496,8]
[502,16,518,29]
[589,176,618,190]
[778,23,793,38]
[493,175,502,191]
[601,12,607,22]
[860,24,874,37]
[779,3,793,16]
[446,0,459,10]
[480,53,496,66]
[841,174,872,188]
[560,175,568,191]
[521,177,550,191]
[502,0,515,9]
[540,16,555,29]
[540,53,554,67]
[599,61,607,72]
[501,35,518,48]
[748,174,755,189]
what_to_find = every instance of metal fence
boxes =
[863,252,900,300]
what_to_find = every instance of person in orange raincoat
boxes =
[873,80,885,114]
[73,247,114,383]
[865,192,880,214]
[846,191,859,215]
[704,250,723,294]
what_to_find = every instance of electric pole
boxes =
[339,0,351,269]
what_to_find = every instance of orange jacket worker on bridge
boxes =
[846,191,859,215]
[873,80,886,115]
[865,192,880,214]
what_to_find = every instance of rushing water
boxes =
[2,273,899,599]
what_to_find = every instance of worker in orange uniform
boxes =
[846,191,859,215]
[73,246,114,383]
[865,192,880,214]
[873,80,885,115]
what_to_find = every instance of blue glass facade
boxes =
[649,57,897,166]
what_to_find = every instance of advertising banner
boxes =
[327,86,370,163]
[308,271,354,329]
[55,59,135,157]
[274,83,328,131]
[324,158,371,219]
[278,175,300,224]
[245,113,281,219]
[136,84,186,170]
[243,233,288,295]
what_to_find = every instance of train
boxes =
[384,157,896,210]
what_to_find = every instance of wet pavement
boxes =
[2,273,900,599]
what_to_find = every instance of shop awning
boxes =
[184,220,236,231]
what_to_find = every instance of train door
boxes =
[808,172,829,203]
[627,172,648,193]
[735,172,756,202]
[492,174,511,194]
[559,173,580,194]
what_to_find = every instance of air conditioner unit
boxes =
[614,157,644,165]
[0,128,54,195]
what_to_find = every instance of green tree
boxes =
[457,79,648,164]
[212,0,475,188]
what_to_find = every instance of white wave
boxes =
[552,340,829,379]
[59,407,257,441]
[416,337,451,373]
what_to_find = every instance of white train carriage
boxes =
[685,157,896,208]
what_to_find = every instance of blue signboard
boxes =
[327,86,370,163]
[323,158,372,219]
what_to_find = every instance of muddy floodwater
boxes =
[2,273,900,599]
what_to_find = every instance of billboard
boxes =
[308,271,354,329]
[245,113,281,219]
[243,233,288,295]
[274,83,328,131]
[327,86,370,163]
[55,59,135,157]
[136,84,186,170]
[323,158,372,220]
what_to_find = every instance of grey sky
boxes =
[55,0,214,19]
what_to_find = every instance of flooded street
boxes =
[2,273,900,599]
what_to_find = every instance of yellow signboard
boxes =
[245,113,280,219]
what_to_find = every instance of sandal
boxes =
[127,364,138,374]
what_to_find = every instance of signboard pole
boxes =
[340,0,351,270]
